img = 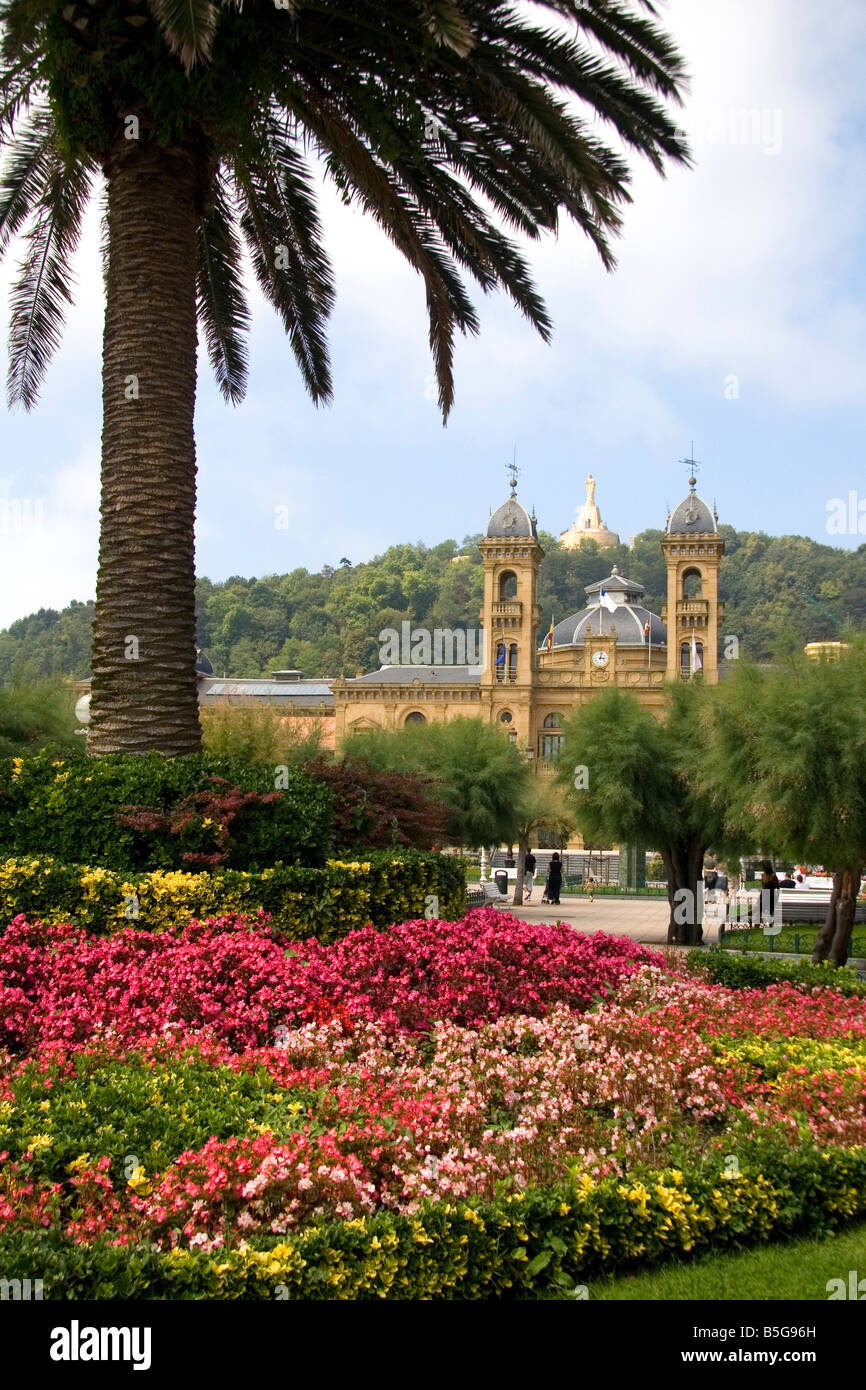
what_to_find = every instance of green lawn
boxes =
[720,924,866,957]
[541,1223,866,1300]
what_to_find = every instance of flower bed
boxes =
[1,911,864,1298]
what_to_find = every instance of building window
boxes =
[498,570,517,600]
[405,711,426,725]
[540,734,563,761]
[508,643,518,682]
[495,641,506,681]
[683,569,702,599]
[499,710,513,723]
[680,642,690,679]
[543,713,563,728]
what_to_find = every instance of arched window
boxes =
[508,643,518,681]
[405,711,426,725]
[494,641,506,682]
[543,713,563,728]
[682,569,703,599]
[680,642,691,679]
[498,570,518,600]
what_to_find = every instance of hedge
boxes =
[684,947,866,996]
[0,750,333,871]
[0,850,467,941]
[2,1140,864,1299]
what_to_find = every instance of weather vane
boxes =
[679,443,701,487]
[507,453,520,495]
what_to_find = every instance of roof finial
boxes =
[507,453,519,498]
[680,443,700,491]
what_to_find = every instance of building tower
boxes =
[479,477,543,749]
[661,471,725,683]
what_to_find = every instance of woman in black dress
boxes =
[545,852,563,906]
[759,860,780,926]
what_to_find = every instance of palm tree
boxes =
[0,1,690,755]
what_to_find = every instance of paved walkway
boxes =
[472,892,866,971]
[482,893,674,946]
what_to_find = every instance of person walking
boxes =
[523,849,537,902]
[584,872,596,904]
[545,852,562,906]
[759,860,780,927]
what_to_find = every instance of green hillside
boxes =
[1,527,863,682]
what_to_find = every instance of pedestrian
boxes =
[759,859,780,926]
[584,872,596,904]
[523,849,537,902]
[545,852,562,906]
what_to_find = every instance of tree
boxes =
[341,716,529,849]
[0,0,689,755]
[703,645,866,967]
[556,683,730,944]
[511,780,576,907]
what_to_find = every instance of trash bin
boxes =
[494,870,508,897]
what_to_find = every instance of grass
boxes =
[720,924,866,957]
[538,1223,866,1301]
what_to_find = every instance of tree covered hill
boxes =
[2,528,863,683]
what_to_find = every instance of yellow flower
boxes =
[28,1133,53,1150]
[127,1168,153,1197]
[66,1153,92,1173]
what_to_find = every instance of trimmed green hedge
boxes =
[0,750,333,870]
[2,1140,864,1299]
[684,947,866,995]
[0,850,467,941]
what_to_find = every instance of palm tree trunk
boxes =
[88,139,204,755]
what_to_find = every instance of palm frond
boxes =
[0,104,56,257]
[418,0,475,56]
[232,121,335,404]
[146,0,221,69]
[281,87,479,416]
[196,169,250,404]
[0,55,41,137]
[7,151,93,409]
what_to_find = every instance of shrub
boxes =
[0,750,333,870]
[684,947,866,997]
[2,1141,865,1299]
[0,678,82,757]
[308,756,450,851]
[200,700,326,766]
[0,850,467,946]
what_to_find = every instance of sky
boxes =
[1,0,866,630]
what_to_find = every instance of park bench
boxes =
[466,881,510,910]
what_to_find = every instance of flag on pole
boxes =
[545,616,554,652]
[644,618,651,668]
[691,632,703,673]
[599,586,617,613]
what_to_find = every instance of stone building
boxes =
[331,471,725,767]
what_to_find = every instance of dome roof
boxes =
[541,566,666,650]
[486,493,536,539]
[547,605,667,649]
[668,482,717,535]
